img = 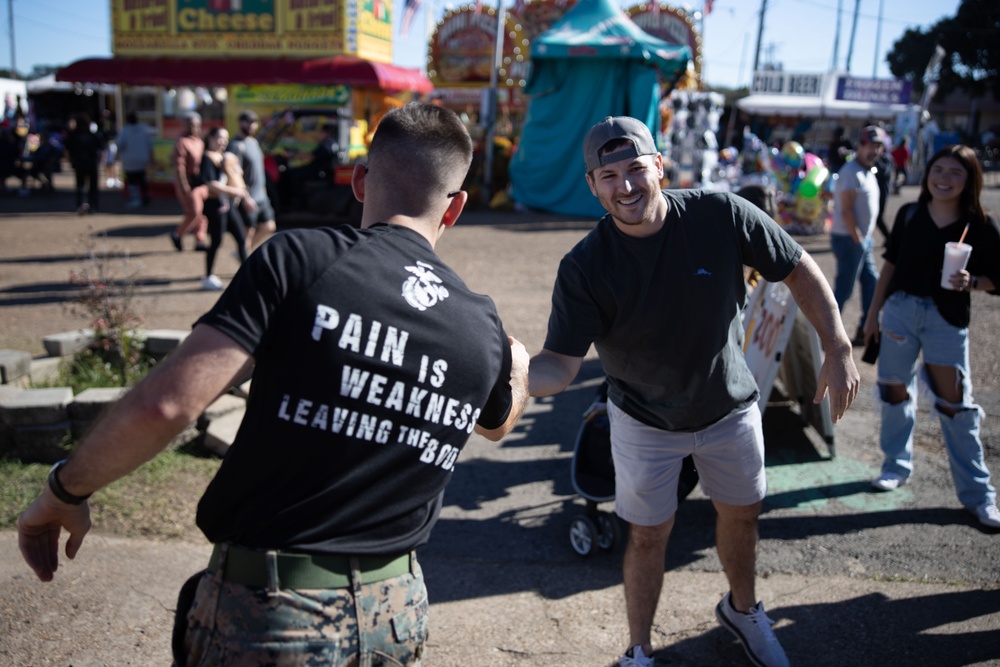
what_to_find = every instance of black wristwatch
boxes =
[47,460,92,505]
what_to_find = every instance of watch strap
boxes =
[48,460,92,505]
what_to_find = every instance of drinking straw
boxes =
[959,223,970,244]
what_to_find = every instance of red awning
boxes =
[56,56,433,93]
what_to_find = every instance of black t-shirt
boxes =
[67,127,105,168]
[194,224,514,555]
[544,189,802,432]
[199,153,223,202]
[884,202,1000,328]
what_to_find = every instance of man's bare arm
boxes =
[529,349,584,397]
[475,337,530,442]
[17,325,252,581]
[782,252,860,422]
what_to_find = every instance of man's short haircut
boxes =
[367,103,474,216]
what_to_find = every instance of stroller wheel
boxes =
[596,512,620,551]
[569,515,598,556]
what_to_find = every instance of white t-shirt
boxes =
[831,160,879,239]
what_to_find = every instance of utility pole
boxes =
[872,0,884,78]
[830,0,842,71]
[845,0,861,73]
[482,0,506,200]
[751,0,768,77]
[7,0,16,79]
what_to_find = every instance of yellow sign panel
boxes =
[355,0,391,62]
[111,0,391,62]
[231,83,351,105]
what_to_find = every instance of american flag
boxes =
[400,0,423,36]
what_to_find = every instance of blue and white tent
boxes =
[509,0,690,217]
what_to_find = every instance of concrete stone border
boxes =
[0,329,245,463]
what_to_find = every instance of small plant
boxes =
[59,231,156,392]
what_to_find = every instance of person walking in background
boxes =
[170,112,208,251]
[528,116,860,667]
[892,137,911,194]
[863,144,1000,529]
[15,103,530,666]
[116,111,153,209]
[197,127,252,291]
[102,110,121,191]
[0,127,20,195]
[64,113,105,215]
[873,138,894,241]
[227,110,276,252]
[826,125,853,175]
[831,125,885,346]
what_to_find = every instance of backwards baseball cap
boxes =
[239,110,260,124]
[859,125,886,145]
[583,116,658,173]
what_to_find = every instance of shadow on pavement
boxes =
[659,588,1000,667]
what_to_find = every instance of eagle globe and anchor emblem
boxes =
[402,261,450,311]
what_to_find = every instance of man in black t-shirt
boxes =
[16,104,529,667]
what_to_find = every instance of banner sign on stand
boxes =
[742,280,835,456]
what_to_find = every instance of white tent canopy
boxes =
[1,77,29,113]
[26,74,117,95]
[737,70,913,120]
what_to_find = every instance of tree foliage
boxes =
[886,0,999,100]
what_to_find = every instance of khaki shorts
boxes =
[608,401,767,526]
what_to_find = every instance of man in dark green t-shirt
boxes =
[529,116,860,667]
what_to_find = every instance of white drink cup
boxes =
[940,242,972,290]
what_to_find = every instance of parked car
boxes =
[258,107,363,228]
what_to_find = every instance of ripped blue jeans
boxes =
[876,291,995,510]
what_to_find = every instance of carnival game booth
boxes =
[508,0,690,218]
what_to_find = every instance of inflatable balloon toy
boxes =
[792,164,831,234]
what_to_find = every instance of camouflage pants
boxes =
[177,548,428,667]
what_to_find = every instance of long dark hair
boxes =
[918,144,986,225]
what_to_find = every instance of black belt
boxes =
[209,544,413,589]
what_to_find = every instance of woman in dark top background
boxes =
[199,127,254,291]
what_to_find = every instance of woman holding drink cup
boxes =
[862,144,1000,529]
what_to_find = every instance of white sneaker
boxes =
[972,502,1000,529]
[715,593,789,667]
[620,644,654,667]
[201,275,223,291]
[871,472,906,492]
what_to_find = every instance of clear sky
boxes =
[1,0,960,89]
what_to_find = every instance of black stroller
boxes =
[568,381,700,556]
